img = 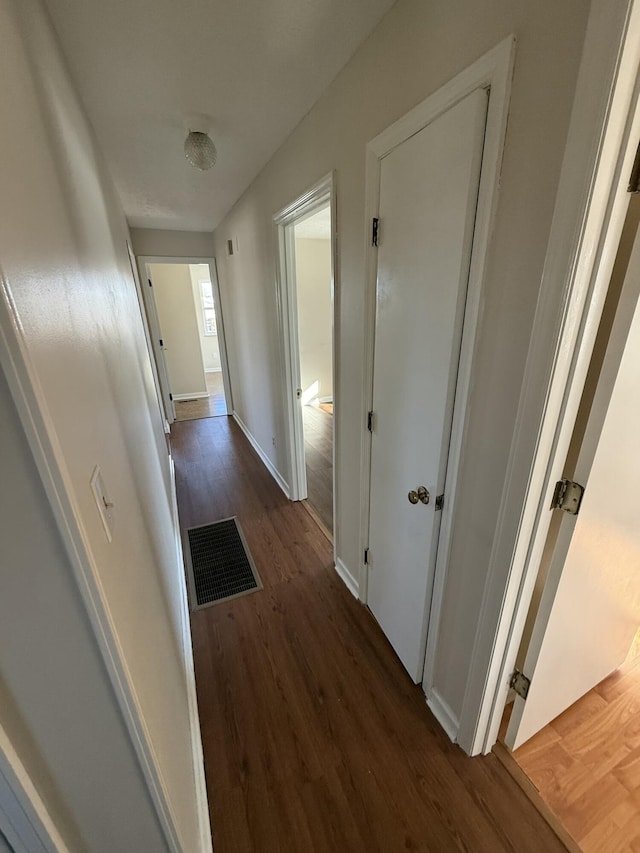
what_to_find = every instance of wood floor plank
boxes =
[507,624,640,850]
[550,689,608,739]
[613,743,640,792]
[578,796,639,853]
[302,404,333,533]
[172,416,567,852]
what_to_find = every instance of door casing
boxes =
[360,37,515,738]
[273,173,338,555]
[505,219,640,748]
[468,0,640,756]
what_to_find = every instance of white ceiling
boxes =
[44,0,396,232]
[295,206,332,239]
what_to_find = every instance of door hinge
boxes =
[147,278,153,287]
[510,669,531,700]
[364,548,370,566]
[169,393,173,401]
[367,411,374,432]
[435,494,445,511]
[371,217,379,247]
[159,338,164,347]
[550,478,584,515]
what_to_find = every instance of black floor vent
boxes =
[185,517,262,609]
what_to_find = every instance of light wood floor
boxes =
[510,636,640,851]
[171,416,567,853]
[302,404,333,534]
[174,371,227,421]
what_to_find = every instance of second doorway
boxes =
[138,257,233,424]
[275,178,335,538]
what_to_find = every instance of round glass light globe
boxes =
[184,131,217,170]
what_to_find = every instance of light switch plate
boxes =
[90,465,114,542]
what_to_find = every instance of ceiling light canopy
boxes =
[184,130,217,171]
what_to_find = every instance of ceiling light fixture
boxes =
[184,130,217,171]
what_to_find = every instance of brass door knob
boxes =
[408,487,430,505]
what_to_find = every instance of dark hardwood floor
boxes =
[302,404,333,533]
[171,416,566,853]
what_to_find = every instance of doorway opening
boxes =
[294,206,334,533]
[495,193,640,850]
[136,256,233,425]
[274,175,336,539]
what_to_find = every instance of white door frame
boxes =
[136,256,234,423]
[127,242,170,432]
[359,39,515,707]
[0,724,70,853]
[136,258,177,423]
[461,0,640,755]
[273,174,338,540]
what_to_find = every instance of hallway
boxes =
[171,416,565,853]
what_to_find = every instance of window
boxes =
[199,279,217,335]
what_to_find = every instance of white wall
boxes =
[130,228,215,259]
[295,237,333,401]
[0,367,169,852]
[189,264,222,372]
[0,1,205,850]
[149,263,208,397]
[213,0,589,728]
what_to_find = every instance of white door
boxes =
[367,89,488,682]
[209,259,234,413]
[506,222,640,749]
[127,243,169,428]
[139,267,176,423]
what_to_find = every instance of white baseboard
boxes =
[426,688,460,743]
[232,411,290,498]
[335,558,359,598]
[318,396,333,404]
[168,456,213,853]
[204,368,222,374]
[173,392,209,401]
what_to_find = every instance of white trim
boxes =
[128,241,167,430]
[334,558,359,598]
[273,221,302,500]
[172,392,209,402]
[0,724,70,853]
[209,258,234,413]
[167,457,213,853]
[232,411,291,498]
[273,173,338,561]
[136,258,176,424]
[0,276,184,850]
[461,0,640,755]
[426,690,460,743]
[204,368,222,373]
[359,38,516,695]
